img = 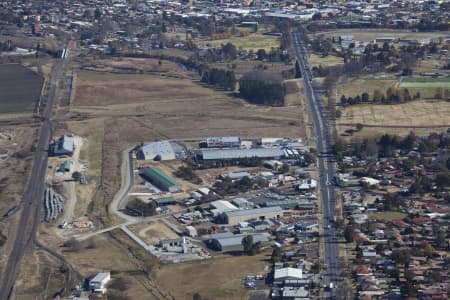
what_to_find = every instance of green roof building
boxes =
[141,167,181,192]
[154,197,178,206]
[58,160,71,172]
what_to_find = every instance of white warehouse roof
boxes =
[200,148,284,160]
[139,141,175,160]
[274,267,303,280]
[225,206,282,218]
[211,200,238,212]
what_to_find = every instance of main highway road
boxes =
[0,48,68,299]
[291,29,340,298]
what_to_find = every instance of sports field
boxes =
[400,77,450,88]
[0,64,43,114]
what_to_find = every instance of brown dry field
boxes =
[14,249,68,299]
[313,29,448,43]
[57,232,167,299]
[153,251,270,300]
[62,66,305,225]
[309,53,344,68]
[0,125,39,275]
[337,100,450,138]
[79,57,186,74]
[210,60,294,77]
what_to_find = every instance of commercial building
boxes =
[223,206,282,225]
[137,140,176,161]
[206,136,241,148]
[210,233,270,252]
[198,148,284,161]
[210,200,238,217]
[140,167,181,192]
[52,135,74,156]
[89,272,111,294]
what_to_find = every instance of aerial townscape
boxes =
[0,0,449,299]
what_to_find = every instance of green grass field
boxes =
[400,77,450,88]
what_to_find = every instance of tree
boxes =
[256,49,266,61]
[271,247,282,263]
[280,163,290,173]
[222,42,237,60]
[193,293,202,300]
[436,171,450,187]
[295,60,302,78]
[344,226,354,243]
[72,171,81,181]
[361,92,370,102]
[242,235,253,254]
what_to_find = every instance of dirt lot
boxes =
[196,33,280,51]
[153,251,270,300]
[129,220,179,245]
[79,57,186,74]
[0,64,43,114]
[337,99,450,138]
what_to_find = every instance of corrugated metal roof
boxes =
[200,148,284,160]
[142,167,180,188]
[215,233,269,247]
[225,206,282,217]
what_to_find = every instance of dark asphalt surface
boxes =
[291,29,339,298]
[0,53,66,299]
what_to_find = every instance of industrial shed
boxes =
[140,167,181,192]
[210,233,270,252]
[51,135,74,156]
[198,148,284,161]
[206,136,241,148]
[223,206,283,225]
[137,141,176,161]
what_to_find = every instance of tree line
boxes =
[200,66,236,91]
[239,71,286,106]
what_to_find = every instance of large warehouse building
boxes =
[223,206,283,225]
[210,233,270,252]
[140,167,181,192]
[198,148,284,161]
[137,141,176,161]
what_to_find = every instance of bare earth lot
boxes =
[337,100,450,138]
[0,64,43,114]
[153,252,270,300]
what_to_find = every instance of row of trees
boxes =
[239,71,286,106]
[200,67,236,91]
[340,87,421,106]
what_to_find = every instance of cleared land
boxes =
[153,252,270,300]
[66,63,305,225]
[335,77,398,99]
[368,212,407,221]
[0,64,43,114]
[337,100,450,138]
[197,33,279,51]
[314,29,449,43]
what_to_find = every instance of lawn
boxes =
[153,252,270,300]
[400,77,450,88]
[0,64,43,114]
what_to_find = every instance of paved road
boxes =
[0,49,68,299]
[291,29,339,298]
